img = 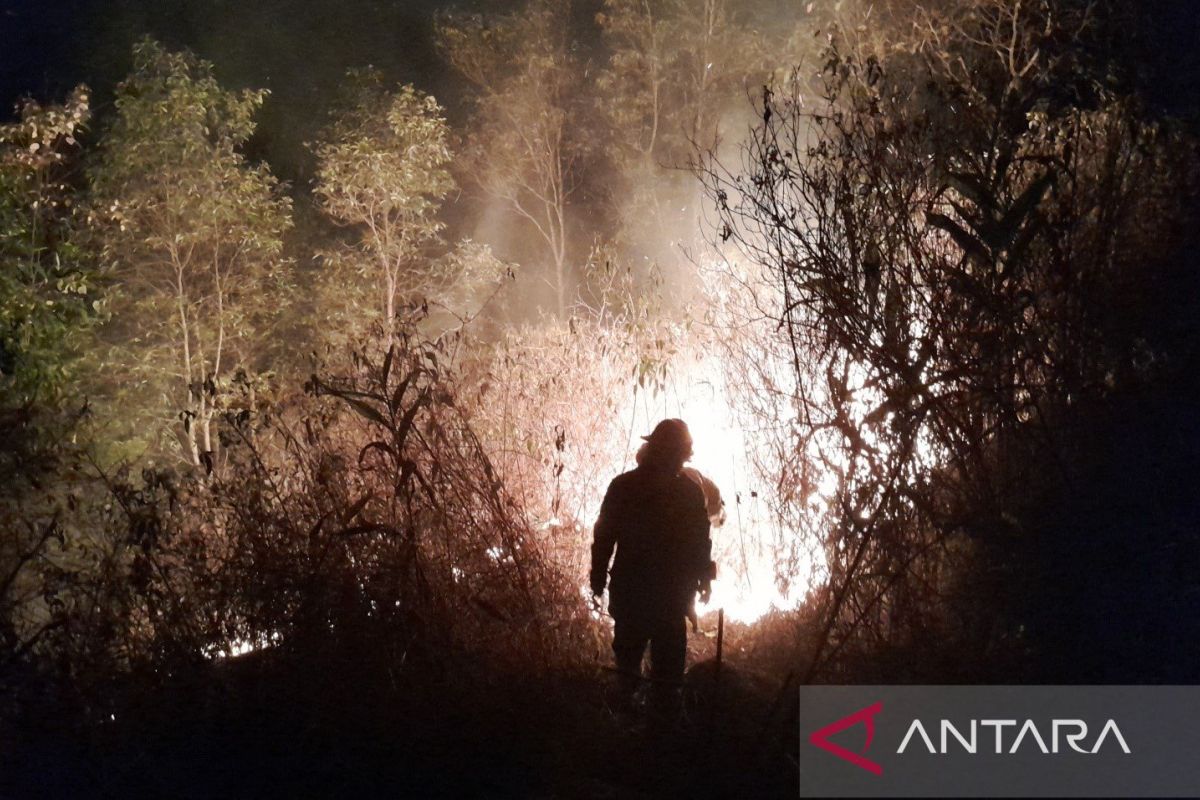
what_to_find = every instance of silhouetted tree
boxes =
[703,0,1197,678]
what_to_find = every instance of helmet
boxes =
[641,418,693,457]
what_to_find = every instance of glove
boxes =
[589,572,606,597]
[698,581,712,605]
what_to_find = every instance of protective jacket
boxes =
[590,463,712,620]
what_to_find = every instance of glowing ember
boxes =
[203,631,281,660]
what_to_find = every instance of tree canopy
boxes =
[90,38,292,467]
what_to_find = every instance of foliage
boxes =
[0,89,111,688]
[437,0,591,316]
[419,238,513,337]
[594,0,787,291]
[89,38,292,468]
[0,87,97,420]
[12,327,596,679]
[702,0,1199,678]
[463,249,679,579]
[312,71,456,338]
[597,0,760,158]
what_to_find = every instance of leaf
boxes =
[358,440,396,465]
[390,372,414,411]
[394,388,429,450]
[341,493,374,525]
[381,344,395,386]
[341,395,389,428]
[398,458,419,491]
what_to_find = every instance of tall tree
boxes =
[0,85,98,488]
[0,87,111,677]
[596,0,775,278]
[311,70,455,342]
[90,39,291,469]
[0,86,95,413]
[437,0,588,317]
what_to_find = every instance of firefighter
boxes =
[681,464,724,632]
[590,418,715,713]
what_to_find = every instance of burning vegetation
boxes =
[2,0,1199,796]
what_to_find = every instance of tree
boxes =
[595,0,777,280]
[90,39,292,469]
[312,70,456,342]
[598,0,772,161]
[0,84,99,510]
[0,86,95,416]
[437,1,589,317]
[0,87,106,675]
[702,0,1197,679]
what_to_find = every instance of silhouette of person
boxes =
[680,464,724,631]
[590,418,715,713]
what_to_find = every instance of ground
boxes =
[4,613,801,799]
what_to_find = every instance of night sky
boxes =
[1,0,520,182]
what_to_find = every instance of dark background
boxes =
[6,0,1197,181]
[2,0,514,183]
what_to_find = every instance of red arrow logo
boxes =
[808,702,884,775]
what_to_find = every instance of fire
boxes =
[610,351,822,624]
[486,280,831,625]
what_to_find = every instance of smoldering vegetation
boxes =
[2,1,1199,796]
